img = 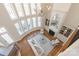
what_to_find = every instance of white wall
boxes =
[53,3,71,12]
[63,3,79,30]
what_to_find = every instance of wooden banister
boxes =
[56,29,78,55]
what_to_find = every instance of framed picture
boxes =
[45,18,50,26]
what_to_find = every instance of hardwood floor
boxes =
[17,38,35,56]
[48,40,63,56]
[16,29,63,56]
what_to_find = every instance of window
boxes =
[31,4,36,15]
[37,4,41,14]
[21,20,28,31]
[23,4,30,16]
[14,3,24,17]
[1,34,13,44]
[15,23,24,35]
[32,17,37,27]
[38,17,42,26]
[4,3,42,35]
[0,27,13,44]
[4,3,18,20]
[27,18,32,30]
[15,20,28,35]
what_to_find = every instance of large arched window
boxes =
[4,3,42,35]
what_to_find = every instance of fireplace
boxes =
[49,29,55,36]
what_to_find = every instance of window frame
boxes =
[0,27,14,44]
